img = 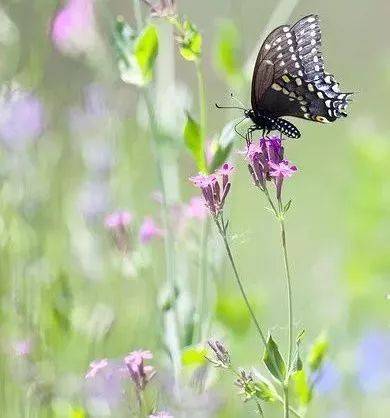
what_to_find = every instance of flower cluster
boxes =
[125,350,156,391]
[190,163,234,217]
[245,137,297,198]
[207,340,231,368]
[142,0,177,18]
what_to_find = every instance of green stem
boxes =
[132,0,181,385]
[277,393,301,418]
[215,216,267,348]
[194,217,209,343]
[283,385,290,418]
[195,60,207,170]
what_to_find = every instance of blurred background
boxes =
[0,0,389,417]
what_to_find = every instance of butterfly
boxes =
[217,14,353,139]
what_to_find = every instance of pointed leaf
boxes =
[290,329,305,375]
[263,335,286,382]
[184,113,206,172]
[284,199,292,213]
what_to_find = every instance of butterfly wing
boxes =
[251,15,352,123]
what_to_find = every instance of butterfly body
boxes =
[244,14,352,139]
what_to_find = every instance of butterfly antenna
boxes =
[230,93,247,109]
[215,103,247,111]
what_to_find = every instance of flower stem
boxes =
[215,216,267,348]
[195,60,207,159]
[195,217,210,343]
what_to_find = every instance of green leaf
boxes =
[184,113,206,172]
[290,329,305,375]
[216,294,251,335]
[284,199,292,213]
[263,335,286,382]
[308,332,329,372]
[293,370,312,406]
[253,374,278,402]
[113,17,158,86]
[134,25,158,82]
[214,20,242,83]
[208,120,236,172]
[176,19,202,61]
[181,346,207,366]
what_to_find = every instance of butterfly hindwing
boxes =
[251,14,352,124]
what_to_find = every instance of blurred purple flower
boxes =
[85,358,108,379]
[0,91,44,149]
[79,181,110,221]
[84,359,126,411]
[244,137,297,198]
[190,163,234,217]
[125,350,155,391]
[357,330,390,393]
[150,413,173,418]
[185,196,208,220]
[311,361,341,394]
[142,0,177,18]
[139,217,164,244]
[12,340,32,357]
[51,0,97,55]
[105,211,133,230]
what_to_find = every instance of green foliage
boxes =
[263,335,286,383]
[114,17,158,86]
[253,374,278,402]
[173,18,202,61]
[308,332,329,372]
[184,113,206,172]
[208,120,236,172]
[181,345,207,366]
[293,369,312,406]
[216,294,251,335]
[290,329,305,375]
[214,20,243,85]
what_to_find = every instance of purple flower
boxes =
[105,211,133,230]
[125,350,155,391]
[357,330,390,393]
[51,0,97,55]
[141,0,176,18]
[311,361,341,394]
[244,137,297,198]
[185,197,208,220]
[150,412,173,418]
[0,91,44,149]
[85,358,108,379]
[207,340,230,368]
[139,217,164,244]
[190,163,234,217]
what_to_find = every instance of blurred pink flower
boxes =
[185,196,207,220]
[51,0,97,55]
[125,350,155,390]
[139,217,164,244]
[142,0,176,18]
[269,160,297,179]
[104,211,133,230]
[0,91,44,149]
[12,340,32,357]
[85,358,108,379]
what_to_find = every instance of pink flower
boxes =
[269,161,297,179]
[51,0,97,56]
[125,350,155,391]
[85,358,108,379]
[190,163,234,216]
[150,412,174,418]
[104,211,133,230]
[12,340,32,357]
[185,197,208,220]
[141,0,176,18]
[139,217,164,244]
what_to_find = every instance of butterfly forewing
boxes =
[251,14,352,124]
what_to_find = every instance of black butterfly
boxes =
[218,14,353,139]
